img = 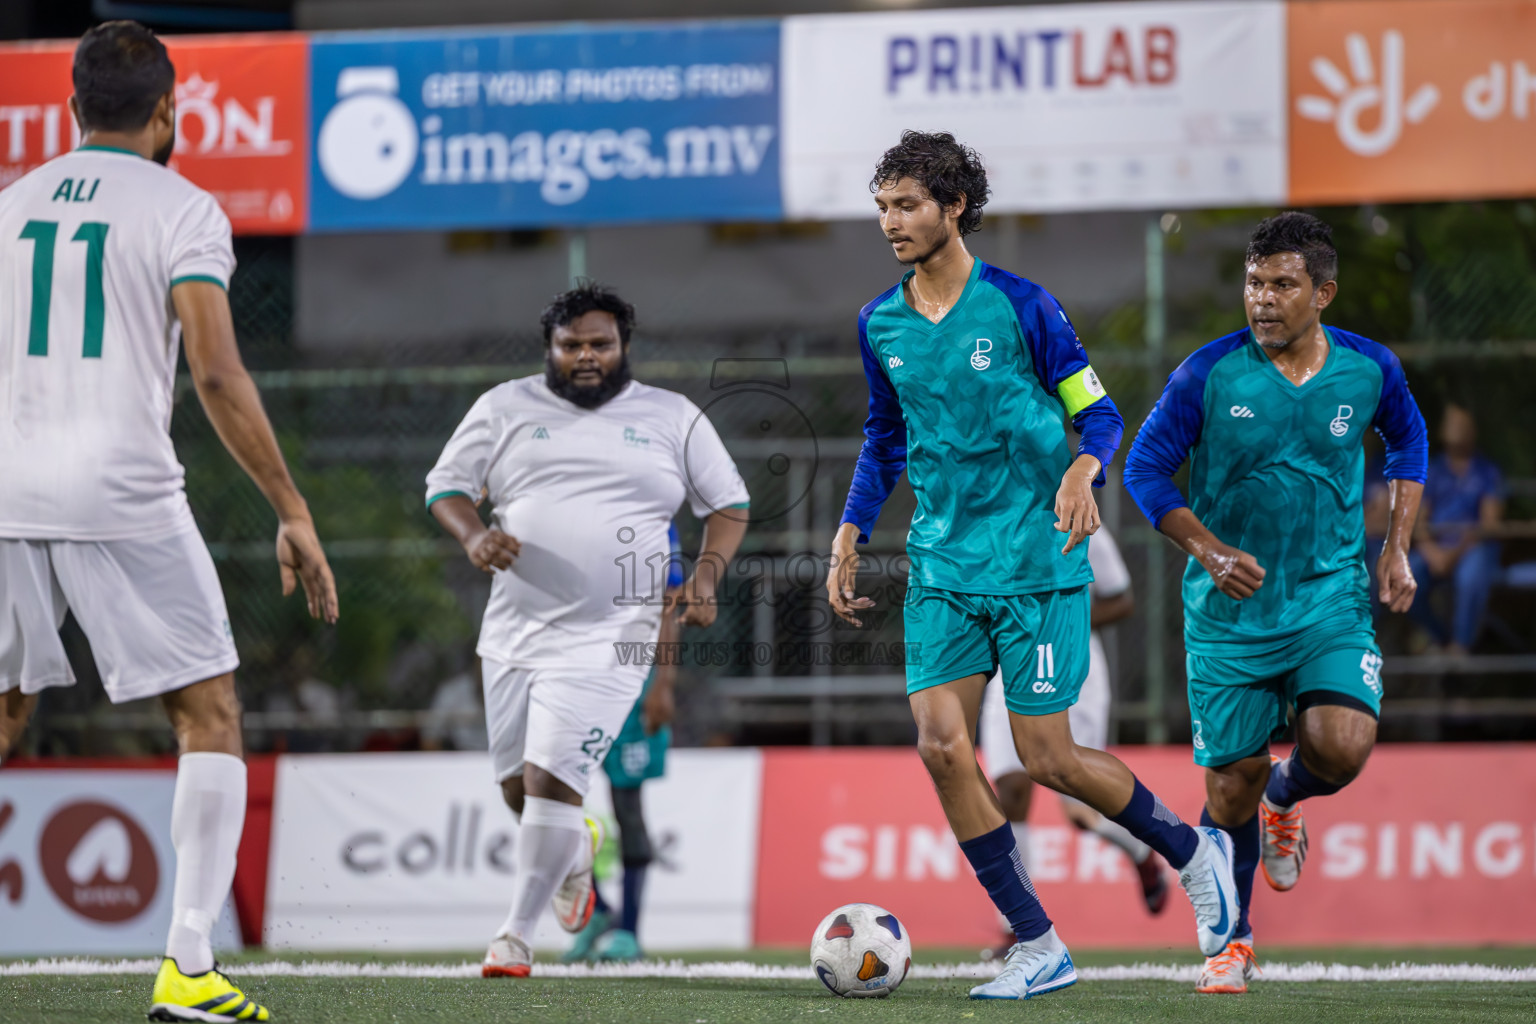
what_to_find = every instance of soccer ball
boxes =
[810,903,912,998]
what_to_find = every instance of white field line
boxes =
[3,959,1535,983]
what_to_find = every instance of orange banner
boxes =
[756,745,1536,948]
[0,35,307,234]
[1289,0,1536,204]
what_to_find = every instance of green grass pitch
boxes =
[4,948,1534,1023]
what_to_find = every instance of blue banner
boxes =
[308,22,782,230]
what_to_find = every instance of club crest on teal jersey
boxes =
[970,338,992,370]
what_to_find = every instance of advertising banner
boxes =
[264,749,761,950]
[0,35,308,234]
[0,769,240,956]
[306,23,781,231]
[780,2,1287,219]
[754,745,1536,948]
[1288,0,1536,204]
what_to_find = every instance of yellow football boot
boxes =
[148,957,271,1022]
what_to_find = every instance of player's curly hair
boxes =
[73,21,175,133]
[540,280,636,346]
[869,130,990,237]
[1246,211,1339,287]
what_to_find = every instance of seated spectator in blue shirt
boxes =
[1409,404,1505,654]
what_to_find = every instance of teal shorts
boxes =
[1186,629,1383,767]
[603,666,670,789]
[904,585,1090,716]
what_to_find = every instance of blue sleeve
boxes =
[984,269,1123,485]
[840,313,908,544]
[1123,357,1211,530]
[666,522,685,589]
[1361,342,1428,485]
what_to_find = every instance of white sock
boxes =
[1009,822,1032,874]
[497,796,587,942]
[166,752,246,975]
[1091,815,1151,865]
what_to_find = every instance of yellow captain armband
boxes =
[1058,365,1109,417]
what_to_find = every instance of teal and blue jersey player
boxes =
[1123,212,1427,993]
[827,131,1242,1001]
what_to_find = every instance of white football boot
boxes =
[1178,827,1241,957]
[1259,795,1308,891]
[1197,936,1259,994]
[968,926,1077,1000]
[552,815,606,933]
[481,934,532,979]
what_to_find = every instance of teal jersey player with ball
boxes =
[826,130,1240,1002]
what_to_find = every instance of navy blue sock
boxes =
[958,823,1052,943]
[1110,778,1200,869]
[619,861,647,935]
[1265,748,1345,807]
[593,885,612,916]
[1201,807,1258,939]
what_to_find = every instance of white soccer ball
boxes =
[810,903,913,998]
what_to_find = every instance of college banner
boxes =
[754,745,1536,948]
[780,1,1287,219]
[0,35,308,234]
[264,750,762,950]
[306,22,781,230]
[0,768,241,956]
[1288,0,1536,204]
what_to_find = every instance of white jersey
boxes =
[1086,526,1131,667]
[0,146,234,541]
[426,375,750,669]
[1088,528,1131,606]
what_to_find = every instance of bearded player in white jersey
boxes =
[427,282,749,978]
[0,23,336,1023]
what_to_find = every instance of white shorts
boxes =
[981,633,1110,779]
[0,529,239,704]
[482,657,649,797]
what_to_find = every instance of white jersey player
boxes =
[0,23,335,1023]
[978,526,1168,945]
[426,282,748,978]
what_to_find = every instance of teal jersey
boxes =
[1125,327,1428,657]
[841,259,1123,595]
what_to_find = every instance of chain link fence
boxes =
[25,203,1536,755]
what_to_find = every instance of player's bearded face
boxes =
[877,180,953,266]
[152,124,176,166]
[545,314,631,409]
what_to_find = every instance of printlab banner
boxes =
[0,770,240,956]
[0,36,308,234]
[779,1,1288,219]
[264,750,762,951]
[306,22,782,230]
[754,745,1536,947]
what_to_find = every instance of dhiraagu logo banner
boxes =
[307,22,782,230]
